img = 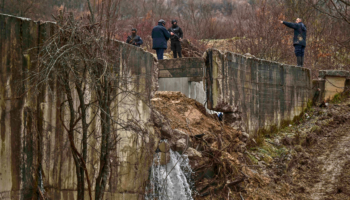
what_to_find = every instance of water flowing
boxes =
[146,148,194,200]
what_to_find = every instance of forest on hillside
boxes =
[1,0,349,73]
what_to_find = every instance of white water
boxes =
[146,148,194,200]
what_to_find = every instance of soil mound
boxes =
[151,91,350,199]
[151,91,280,199]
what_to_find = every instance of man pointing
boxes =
[280,18,307,67]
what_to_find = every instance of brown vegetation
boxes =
[2,0,349,75]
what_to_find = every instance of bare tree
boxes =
[28,7,152,199]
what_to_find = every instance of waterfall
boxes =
[146,148,194,200]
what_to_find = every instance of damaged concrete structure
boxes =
[204,49,312,134]
[158,58,207,108]
[0,14,159,200]
[1,13,350,200]
[317,70,350,101]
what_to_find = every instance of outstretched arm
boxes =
[281,21,297,29]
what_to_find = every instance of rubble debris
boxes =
[151,90,350,199]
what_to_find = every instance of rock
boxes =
[160,124,172,139]
[159,141,170,153]
[185,147,202,159]
[274,138,280,145]
[172,129,188,140]
[239,132,249,143]
[176,138,187,153]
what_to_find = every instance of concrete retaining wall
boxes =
[1,13,350,200]
[204,49,312,134]
[0,14,158,200]
[318,70,350,101]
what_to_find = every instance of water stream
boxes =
[145,147,194,200]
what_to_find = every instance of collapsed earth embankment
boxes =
[151,91,350,200]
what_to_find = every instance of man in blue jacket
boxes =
[152,19,171,60]
[126,28,143,47]
[280,18,307,67]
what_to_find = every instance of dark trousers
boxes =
[155,48,165,60]
[294,45,305,57]
[171,41,182,58]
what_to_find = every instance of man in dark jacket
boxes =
[152,19,171,60]
[126,28,143,47]
[168,19,183,58]
[280,18,307,67]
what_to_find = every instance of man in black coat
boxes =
[280,18,307,67]
[126,28,143,47]
[168,19,183,58]
[152,19,171,60]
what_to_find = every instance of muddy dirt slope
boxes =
[290,104,350,200]
[151,91,350,200]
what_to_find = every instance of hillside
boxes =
[151,91,350,199]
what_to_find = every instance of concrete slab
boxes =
[319,70,350,79]
[324,76,346,100]
[158,58,204,78]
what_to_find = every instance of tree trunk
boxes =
[95,75,111,200]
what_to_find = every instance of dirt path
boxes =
[310,124,350,200]
[290,105,350,200]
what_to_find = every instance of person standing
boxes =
[168,19,183,58]
[280,18,307,67]
[126,28,143,47]
[152,19,171,60]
